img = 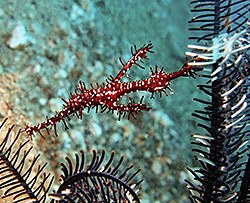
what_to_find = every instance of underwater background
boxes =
[0,0,204,202]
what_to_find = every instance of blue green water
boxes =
[0,1,201,202]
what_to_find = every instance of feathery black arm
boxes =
[0,118,54,203]
[186,0,250,202]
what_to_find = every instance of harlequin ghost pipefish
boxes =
[25,43,199,138]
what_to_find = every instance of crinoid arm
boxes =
[186,0,250,202]
[186,29,250,66]
[0,118,54,203]
[49,149,143,203]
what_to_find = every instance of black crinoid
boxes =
[0,118,142,203]
[49,150,143,203]
[0,118,54,203]
[185,0,250,202]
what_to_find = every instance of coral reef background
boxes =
[0,0,202,202]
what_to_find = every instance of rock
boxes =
[70,1,96,22]
[38,97,47,106]
[151,159,162,175]
[110,132,122,144]
[89,122,102,137]
[6,24,32,49]
[151,110,174,126]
